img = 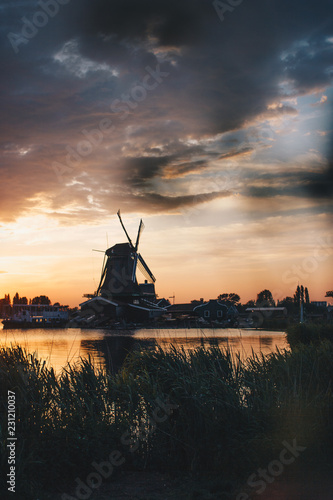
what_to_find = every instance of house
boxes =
[245,307,287,317]
[167,303,196,318]
[155,298,171,308]
[193,300,228,321]
[311,301,327,308]
[227,305,239,318]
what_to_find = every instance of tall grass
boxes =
[287,322,333,347]
[1,343,333,498]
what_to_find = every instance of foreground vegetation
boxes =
[286,321,333,347]
[1,340,333,499]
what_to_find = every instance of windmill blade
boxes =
[132,253,138,282]
[135,219,144,251]
[117,210,134,249]
[137,253,156,283]
[96,254,107,294]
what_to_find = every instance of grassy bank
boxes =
[1,343,333,499]
[286,322,333,347]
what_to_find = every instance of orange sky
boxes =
[0,203,332,307]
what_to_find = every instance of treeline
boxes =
[214,285,331,313]
[192,286,313,310]
[0,293,69,317]
[0,293,52,306]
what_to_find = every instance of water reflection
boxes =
[0,326,288,373]
[80,336,157,374]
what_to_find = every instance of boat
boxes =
[2,304,69,329]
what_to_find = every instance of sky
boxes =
[0,0,332,307]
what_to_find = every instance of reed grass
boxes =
[287,322,333,347]
[1,342,333,499]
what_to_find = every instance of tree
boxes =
[300,285,304,304]
[218,293,240,306]
[191,298,204,305]
[0,294,11,317]
[305,287,310,304]
[278,296,294,305]
[13,292,28,305]
[13,292,20,304]
[31,295,51,305]
[294,285,309,306]
[3,295,10,305]
[278,296,297,314]
[256,289,275,307]
[294,285,301,306]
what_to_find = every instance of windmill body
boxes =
[99,242,141,300]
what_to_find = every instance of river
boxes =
[0,326,288,373]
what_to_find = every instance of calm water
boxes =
[0,326,288,373]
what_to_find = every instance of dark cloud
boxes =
[303,168,333,198]
[244,155,333,201]
[117,190,231,212]
[282,37,333,95]
[123,156,171,187]
[303,137,333,199]
[218,147,254,161]
[0,0,332,222]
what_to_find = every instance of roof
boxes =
[156,298,171,307]
[141,299,167,311]
[139,283,155,293]
[106,242,132,256]
[79,296,119,307]
[193,300,227,311]
[245,307,287,312]
[167,303,195,313]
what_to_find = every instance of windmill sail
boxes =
[137,253,156,283]
[96,255,107,295]
[135,220,144,250]
[117,210,134,248]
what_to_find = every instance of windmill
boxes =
[76,211,167,326]
[96,210,156,302]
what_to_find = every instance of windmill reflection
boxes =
[80,335,157,374]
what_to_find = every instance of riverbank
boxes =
[1,341,333,499]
